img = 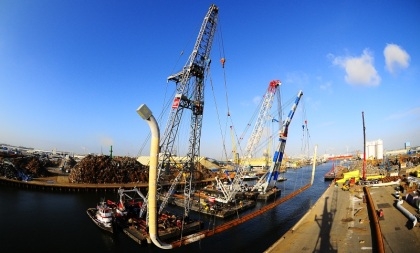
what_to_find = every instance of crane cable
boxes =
[137,20,200,158]
[300,101,311,158]
[216,21,266,158]
[137,54,186,157]
[297,100,311,187]
[209,20,234,162]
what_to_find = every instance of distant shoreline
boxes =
[0,170,214,192]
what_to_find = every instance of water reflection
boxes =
[0,161,333,253]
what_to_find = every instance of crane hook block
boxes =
[220,58,226,68]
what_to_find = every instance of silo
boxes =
[376,139,384,159]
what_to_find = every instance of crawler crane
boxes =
[215,80,282,203]
[252,90,303,193]
[140,5,219,219]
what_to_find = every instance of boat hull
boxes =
[86,208,114,234]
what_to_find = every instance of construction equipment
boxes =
[116,187,147,218]
[252,90,303,193]
[342,180,350,191]
[230,126,239,165]
[243,80,282,162]
[214,81,283,203]
[214,89,303,203]
[145,4,219,219]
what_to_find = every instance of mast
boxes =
[362,111,366,181]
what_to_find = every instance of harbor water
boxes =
[0,161,333,253]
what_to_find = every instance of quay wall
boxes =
[0,177,213,193]
[265,182,385,252]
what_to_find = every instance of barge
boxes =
[170,192,257,218]
[115,212,203,244]
[106,187,203,244]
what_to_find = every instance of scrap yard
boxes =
[1,2,419,253]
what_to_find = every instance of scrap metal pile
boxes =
[1,153,216,184]
[68,155,215,184]
[68,155,149,184]
[0,156,54,180]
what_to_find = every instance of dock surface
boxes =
[265,182,420,253]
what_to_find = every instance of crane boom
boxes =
[252,90,303,193]
[243,80,281,160]
[215,80,282,203]
[155,4,219,217]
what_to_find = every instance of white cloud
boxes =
[331,49,381,86]
[384,44,410,74]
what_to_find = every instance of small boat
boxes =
[86,199,114,234]
[103,187,203,244]
[277,176,287,182]
[241,174,259,181]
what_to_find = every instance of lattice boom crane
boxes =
[243,80,281,160]
[155,4,219,217]
[214,80,281,204]
[252,90,303,193]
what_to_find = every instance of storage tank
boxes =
[376,139,384,159]
[366,139,384,160]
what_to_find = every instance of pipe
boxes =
[396,199,418,228]
[137,104,172,249]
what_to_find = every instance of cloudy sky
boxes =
[0,0,419,159]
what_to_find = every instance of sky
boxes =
[0,0,419,159]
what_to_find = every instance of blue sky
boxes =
[1,0,419,159]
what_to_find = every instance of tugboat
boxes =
[86,199,114,234]
[104,187,203,244]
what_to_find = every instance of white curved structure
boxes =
[137,104,172,249]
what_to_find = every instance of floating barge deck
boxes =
[324,164,344,180]
[116,216,203,245]
[170,194,256,218]
[255,188,281,200]
[122,226,147,244]
[201,186,280,202]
